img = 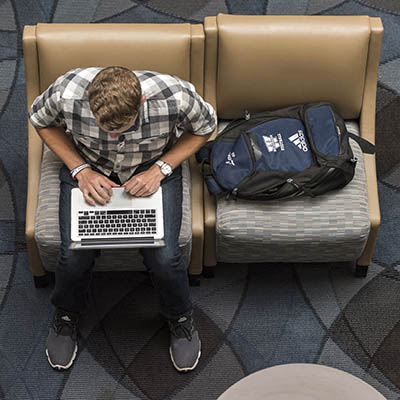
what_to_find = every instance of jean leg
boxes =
[140,165,192,319]
[51,165,97,313]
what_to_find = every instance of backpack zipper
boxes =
[226,187,238,200]
[286,178,300,189]
[242,133,257,169]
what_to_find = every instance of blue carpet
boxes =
[1,0,400,399]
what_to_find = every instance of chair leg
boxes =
[33,273,50,288]
[188,273,201,287]
[354,264,369,278]
[202,266,215,279]
[26,236,50,288]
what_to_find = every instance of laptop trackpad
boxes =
[69,238,165,250]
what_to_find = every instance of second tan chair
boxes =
[202,14,383,276]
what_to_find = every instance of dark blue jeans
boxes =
[51,161,192,320]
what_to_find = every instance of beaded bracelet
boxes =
[70,163,91,180]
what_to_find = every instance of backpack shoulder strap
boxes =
[347,132,375,154]
[195,140,214,164]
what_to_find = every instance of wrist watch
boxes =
[155,160,173,177]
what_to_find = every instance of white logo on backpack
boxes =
[263,134,285,153]
[289,130,308,152]
[225,151,236,166]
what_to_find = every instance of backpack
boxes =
[196,102,375,201]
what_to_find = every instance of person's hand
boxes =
[123,165,164,197]
[76,168,120,205]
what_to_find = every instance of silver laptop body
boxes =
[70,187,165,249]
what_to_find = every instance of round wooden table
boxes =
[217,364,386,400]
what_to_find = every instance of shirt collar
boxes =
[124,95,149,132]
[123,96,148,133]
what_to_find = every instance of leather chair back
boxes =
[205,14,377,120]
[27,23,204,96]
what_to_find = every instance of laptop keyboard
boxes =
[78,209,157,237]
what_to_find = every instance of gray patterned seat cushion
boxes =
[215,121,370,263]
[35,147,192,271]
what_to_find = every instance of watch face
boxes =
[162,164,172,175]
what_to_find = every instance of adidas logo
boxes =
[289,130,308,152]
[225,151,236,166]
[61,315,72,322]
[263,133,285,153]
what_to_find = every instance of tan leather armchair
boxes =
[23,23,206,287]
[203,14,383,276]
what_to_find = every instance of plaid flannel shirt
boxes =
[29,68,217,182]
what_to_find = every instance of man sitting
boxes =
[29,66,217,372]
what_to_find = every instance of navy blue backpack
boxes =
[196,102,374,200]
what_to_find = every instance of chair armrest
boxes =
[25,123,43,240]
[357,153,380,266]
[201,126,218,267]
[23,25,43,240]
[357,17,383,266]
[203,180,217,267]
[188,154,204,274]
[363,154,380,229]
[25,121,45,278]
[360,17,383,145]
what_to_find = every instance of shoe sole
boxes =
[169,340,202,372]
[46,343,78,370]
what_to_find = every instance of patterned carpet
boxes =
[1,1,400,399]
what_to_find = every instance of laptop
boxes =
[69,187,165,249]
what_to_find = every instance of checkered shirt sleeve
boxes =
[176,80,216,136]
[28,78,64,129]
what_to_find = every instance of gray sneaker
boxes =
[46,309,78,370]
[168,314,201,372]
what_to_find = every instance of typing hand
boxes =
[76,168,120,206]
[123,165,163,197]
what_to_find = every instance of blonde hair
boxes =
[87,66,142,131]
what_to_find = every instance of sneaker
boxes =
[168,314,201,372]
[46,308,78,370]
